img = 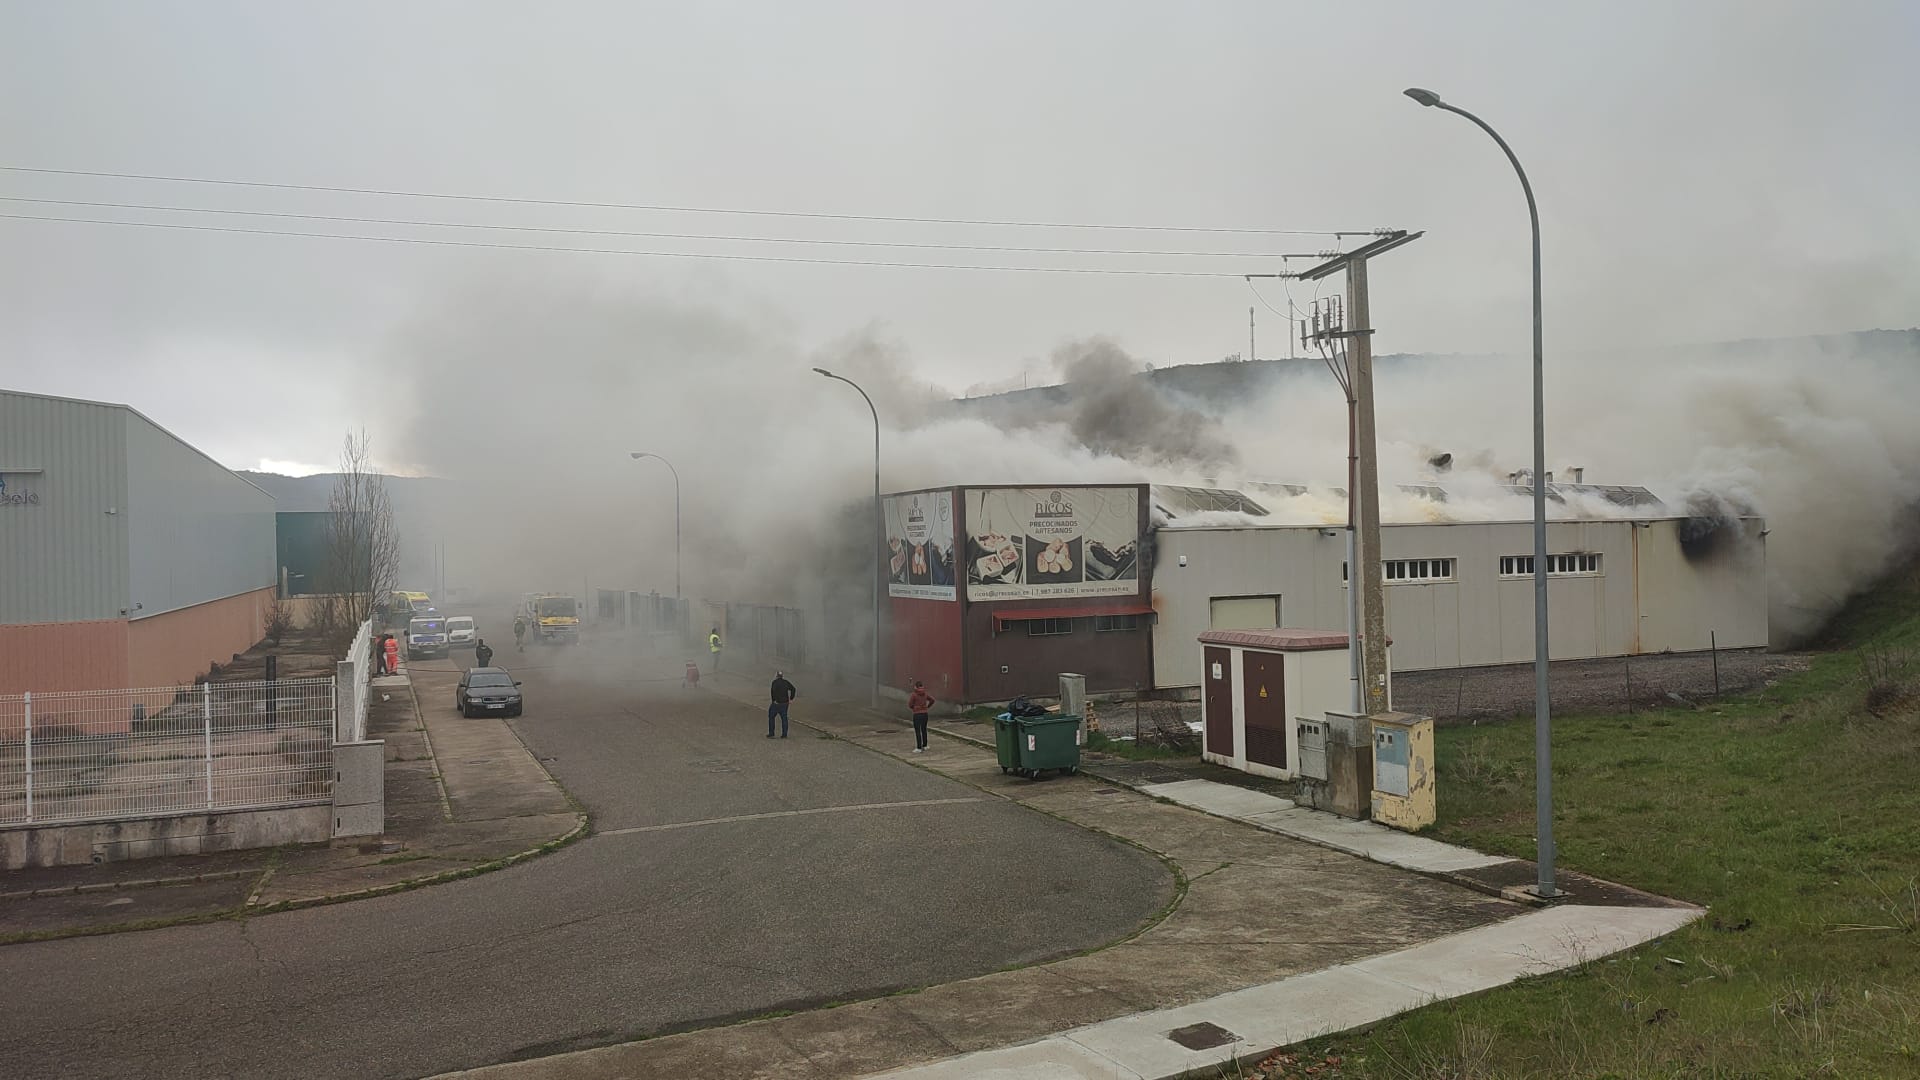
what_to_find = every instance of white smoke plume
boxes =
[1205,331,1920,642]
[373,266,1919,649]
[373,271,1144,619]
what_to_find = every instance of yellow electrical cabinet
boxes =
[1370,712,1435,830]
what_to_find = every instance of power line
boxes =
[0,196,1306,258]
[0,165,1389,238]
[0,211,1251,276]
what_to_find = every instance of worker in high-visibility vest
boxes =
[708,627,723,673]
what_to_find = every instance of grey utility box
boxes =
[1296,717,1328,781]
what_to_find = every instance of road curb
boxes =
[242,812,590,916]
[0,867,261,902]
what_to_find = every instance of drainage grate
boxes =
[1092,788,1121,795]
[1167,1022,1239,1051]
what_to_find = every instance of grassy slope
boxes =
[1278,560,1920,1079]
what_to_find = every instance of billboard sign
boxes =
[964,486,1140,600]
[884,489,957,600]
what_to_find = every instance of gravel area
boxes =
[942,649,1809,737]
[1393,648,1810,725]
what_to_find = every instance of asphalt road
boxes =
[0,632,1172,1080]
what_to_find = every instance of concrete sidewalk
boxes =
[0,671,584,942]
[868,903,1700,1079]
[432,682,1696,1080]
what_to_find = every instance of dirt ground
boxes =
[1391,648,1811,725]
[211,626,345,683]
[1052,648,1811,733]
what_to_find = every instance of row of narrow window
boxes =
[1499,553,1603,577]
[1343,554,1604,583]
[1024,614,1139,637]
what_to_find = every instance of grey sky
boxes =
[3,1,1916,471]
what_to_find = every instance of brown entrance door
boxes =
[1241,649,1287,769]
[1203,646,1234,757]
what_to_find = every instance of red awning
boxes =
[994,602,1156,627]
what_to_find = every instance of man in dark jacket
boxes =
[768,671,797,739]
[474,639,494,668]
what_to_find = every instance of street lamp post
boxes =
[1405,87,1558,898]
[628,452,682,600]
[813,367,882,710]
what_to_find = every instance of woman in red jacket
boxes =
[907,680,935,753]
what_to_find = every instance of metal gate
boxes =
[1203,646,1235,757]
[1240,650,1288,770]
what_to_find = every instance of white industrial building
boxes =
[1150,506,1768,693]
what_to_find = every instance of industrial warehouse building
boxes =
[0,390,278,694]
[882,484,1154,705]
[1152,514,1768,693]
[875,480,1767,704]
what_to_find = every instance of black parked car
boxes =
[456,667,523,717]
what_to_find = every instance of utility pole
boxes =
[1266,231,1424,717]
[1248,306,1256,364]
[1346,258,1389,715]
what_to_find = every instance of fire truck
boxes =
[521,593,581,645]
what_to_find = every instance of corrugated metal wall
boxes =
[0,392,130,623]
[1152,518,1770,689]
[124,408,276,619]
[275,511,332,594]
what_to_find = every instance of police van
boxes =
[406,614,451,660]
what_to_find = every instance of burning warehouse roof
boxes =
[1150,478,1665,526]
[1152,485,1272,519]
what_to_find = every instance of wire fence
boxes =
[1387,647,1801,725]
[0,678,335,826]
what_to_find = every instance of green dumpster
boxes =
[1014,714,1082,778]
[994,714,1023,774]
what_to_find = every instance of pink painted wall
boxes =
[127,588,274,690]
[0,620,132,697]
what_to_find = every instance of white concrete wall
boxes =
[1154,527,1337,692]
[1295,648,1353,725]
[1154,518,1766,689]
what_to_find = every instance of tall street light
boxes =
[1405,86,1558,899]
[627,452,682,600]
[813,367,882,709]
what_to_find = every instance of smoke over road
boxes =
[374,268,1918,647]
